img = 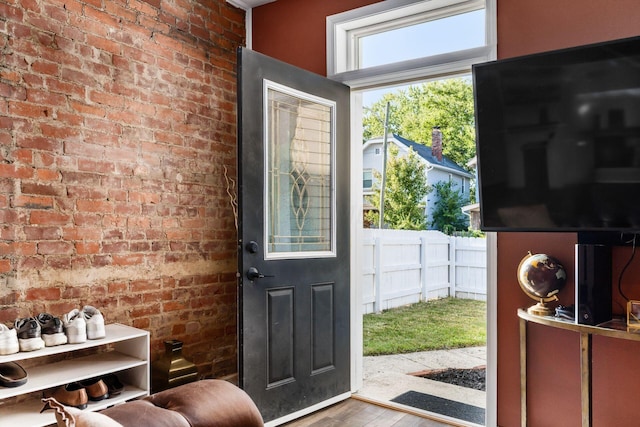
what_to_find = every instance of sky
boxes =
[360,9,485,107]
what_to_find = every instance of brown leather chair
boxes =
[100,379,264,427]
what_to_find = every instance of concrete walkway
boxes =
[357,346,487,411]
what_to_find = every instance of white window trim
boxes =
[262,79,338,260]
[326,0,497,89]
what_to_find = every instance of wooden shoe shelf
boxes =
[0,323,149,427]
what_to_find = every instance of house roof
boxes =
[391,134,473,177]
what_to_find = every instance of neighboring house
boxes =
[362,129,474,229]
[461,156,481,230]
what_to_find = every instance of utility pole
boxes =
[379,102,390,229]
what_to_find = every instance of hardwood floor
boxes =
[281,396,465,427]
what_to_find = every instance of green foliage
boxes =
[365,146,431,230]
[363,298,487,356]
[363,78,476,168]
[455,228,485,238]
[430,181,468,234]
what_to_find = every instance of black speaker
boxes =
[575,244,612,325]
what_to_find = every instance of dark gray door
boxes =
[237,48,351,423]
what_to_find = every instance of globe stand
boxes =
[518,252,567,318]
[527,300,554,317]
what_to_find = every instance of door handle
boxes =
[246,267,274,281]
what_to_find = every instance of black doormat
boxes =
[391,390,485,425]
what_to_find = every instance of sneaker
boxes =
[82,305,105,340]
[36,313,67,347]
[0,324,19,355]
[63,309,86,344]
[14,317,45,352]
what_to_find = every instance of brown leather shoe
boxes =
[80,378,109,401]
[102,373,124,397]
[52,383,88,409]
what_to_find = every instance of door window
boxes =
[264,80,336,259]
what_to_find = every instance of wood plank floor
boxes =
[281,397,464,427]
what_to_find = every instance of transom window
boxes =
[359,9,485,68]
[327,0,496,88]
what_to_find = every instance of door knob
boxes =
[246,267,274,281]
[245,241,259,254]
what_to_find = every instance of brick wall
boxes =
[0,0,244,379]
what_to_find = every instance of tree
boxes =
[430,181,468,234]
[363,78,476,168]
[365,146,431,230]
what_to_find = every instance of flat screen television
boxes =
[473,35,640,234]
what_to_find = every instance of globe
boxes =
[517,252,567,316]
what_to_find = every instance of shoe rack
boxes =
[0,323,149,427]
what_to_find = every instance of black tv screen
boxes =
[473,35,640,232]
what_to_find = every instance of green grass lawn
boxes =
[363,297,487,356]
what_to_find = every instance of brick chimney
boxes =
[432,126,443,162]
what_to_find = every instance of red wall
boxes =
[497,1,640,425]
[252,0,640,426]
[252,0,380,76]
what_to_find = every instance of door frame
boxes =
[348,91,497,427]
[229,1,498,424]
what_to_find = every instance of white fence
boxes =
[361,229,487,314]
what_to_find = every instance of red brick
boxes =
[113,253,144,265]
[36,169,60,181]
[27,288,60,301]
[102,242,128,253]
[30,211,70,225]
[77,199,113,213]
[47,256,72,269]
[89,90,124,108]
[13,195,54,209]
[63,226,101,240]
[92,255,112,267]
[17,135,62,153]
[0,306,20,322]
[21,182,64,197]
[69,99,106,117]
[86,34,121,55]
[74,242,98,255]
[23,226,61,240]
[0,164,35,179]
[78,159,115,174]
[0,259,10,273]
[108,282,128,294]
[129,191,161,204]
[40,123,82,140]
[37,241,73,255]
[0,82,27,100]
[66,187,107,201]
[19,256,45,270]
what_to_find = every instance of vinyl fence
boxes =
[361,229,487,314]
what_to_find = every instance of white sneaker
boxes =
[83,306,105,340]
[63,309,87,344]
[0,324,19,355]
[15,317,45,352]
[37,313,68,347]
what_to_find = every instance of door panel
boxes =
[237,48,351,423]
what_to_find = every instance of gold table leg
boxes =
[520,317,527,427]
[580,332,591,427]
